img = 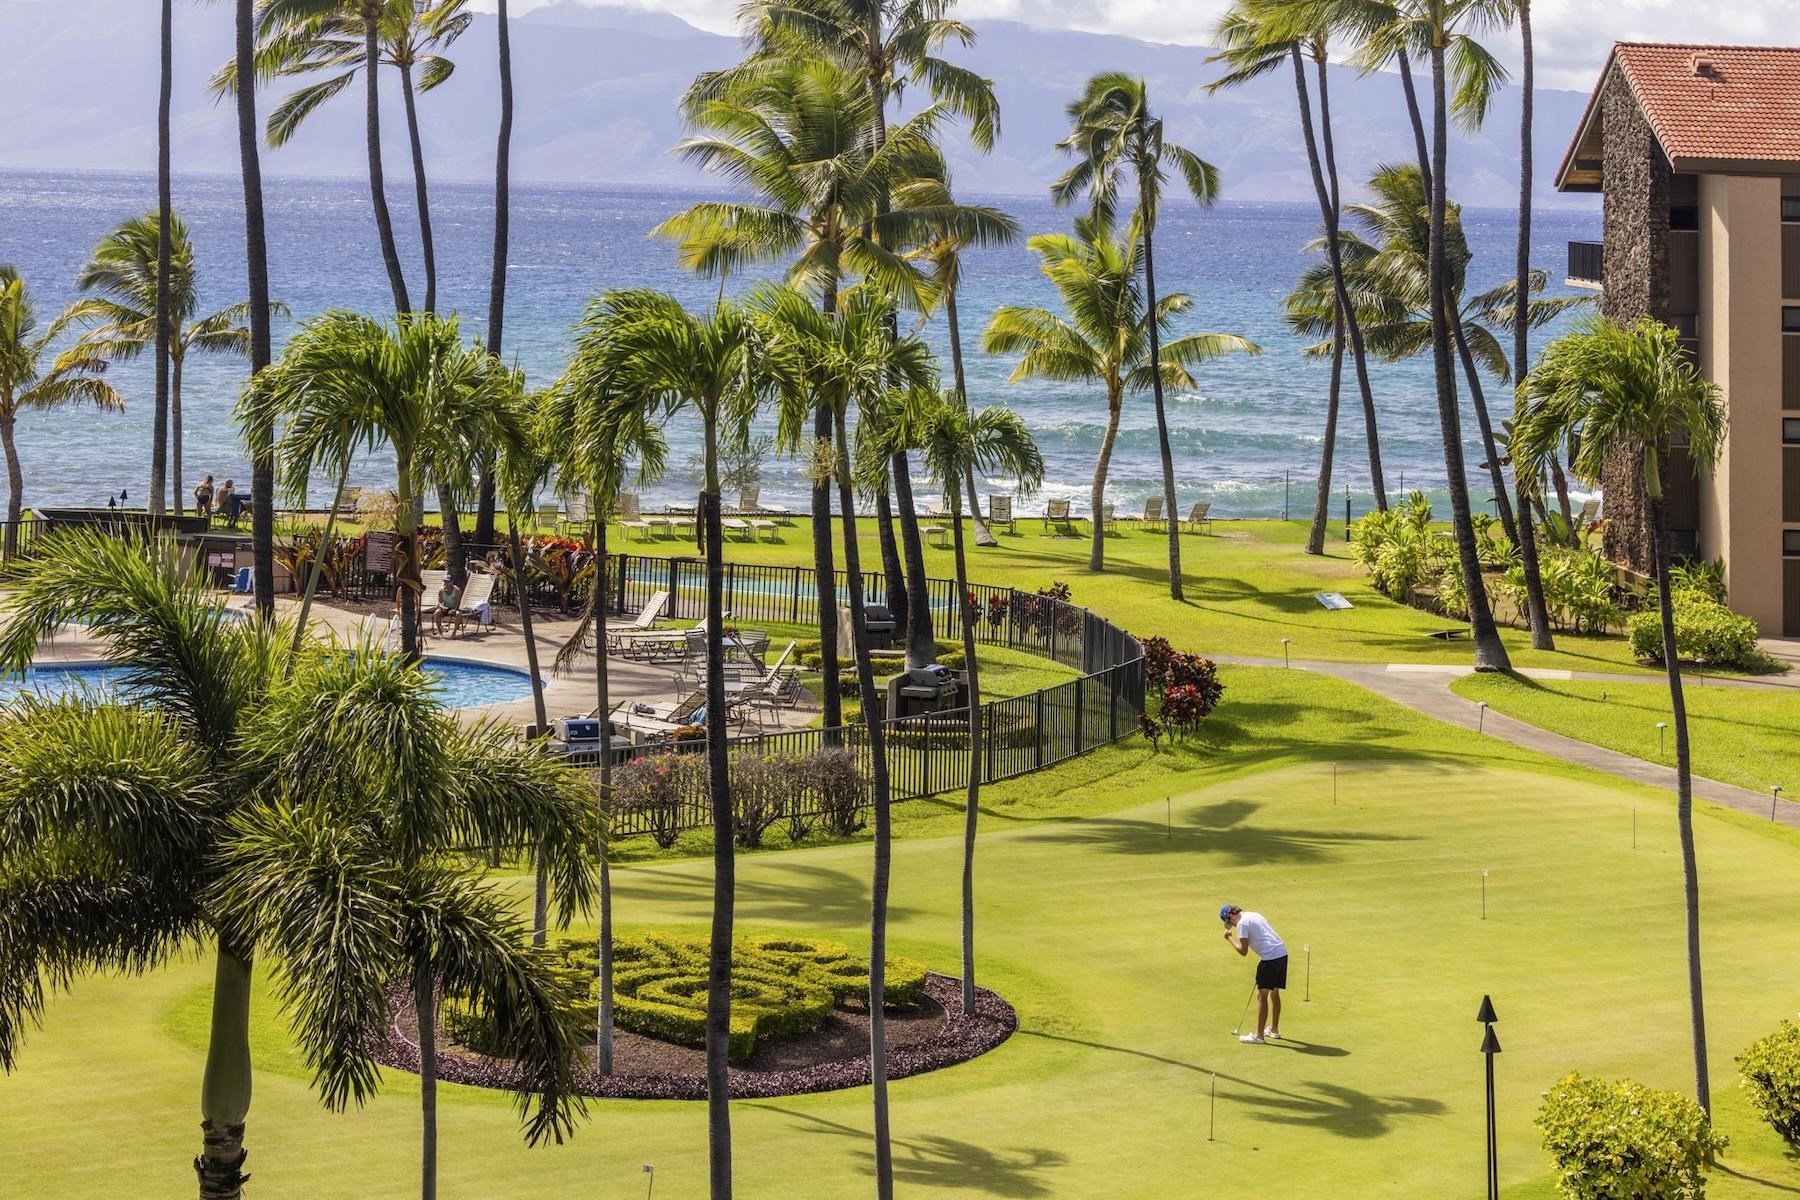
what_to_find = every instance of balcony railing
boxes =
[1567,240,1604,289]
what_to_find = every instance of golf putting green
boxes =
[4,759,1799,1197]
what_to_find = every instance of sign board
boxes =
[365,531,397,574]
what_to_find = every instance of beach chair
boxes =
[617,492,666,541]
[231,566,253,594]
[741,485,793,523]
[1042,499,1081,538]
[721,514,756,542]
[986,494,1017,535]
[728,489,780,541]
[605,590,669,651]
[338,486,364,516]
[1184,501,1212,534]
[447,571,497,635]
[534,500,560,531]
[621,687,710,736]
[1099,503,1117,532]
[559,492,591,536]
[1139,496,1165,532]
[616,617,714,662]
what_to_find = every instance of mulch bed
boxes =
[377,972,1016,1100]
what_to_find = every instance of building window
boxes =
[1670,205,1699,231]
[1787,418,1800,444]
[1784,196,1800,223]
[1672,314,1698,339]
[1787,530,1800,557]
[1786,307,1800,334]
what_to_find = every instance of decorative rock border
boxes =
[375,972,1017,1100]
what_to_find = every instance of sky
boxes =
[475,0,1794,92]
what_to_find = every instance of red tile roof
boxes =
[1612,43,1800,168]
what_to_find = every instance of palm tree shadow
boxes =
[748,1104,1070,1197]
[1032,797,1415,865]
[1713,1165,1800,1195]
[1219,1080,1445,1139]
[623,861,912,928]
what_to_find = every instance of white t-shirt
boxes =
[1236,912,1287,960]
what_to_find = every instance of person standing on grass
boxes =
[1222,904,1288,1043]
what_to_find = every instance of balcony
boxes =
[1567,240,1604,290]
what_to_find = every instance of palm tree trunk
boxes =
[398,63,437,315]
[953,497,981,1016]
[1428,39,1509,671]
[473,0,514,547]
[172,354,185,517]
[414,964,439,1200]
[235,0,275,623]
[1510,0,1555,650]
[945,290,994,547]
[1090,397,1121,573]
[196,943,253,1200]
[362,12,412,314]
[152,0,172,520]
[891,455,936,667]
[1139,211,1184,602]
[1398,49,1433,194]
[874,481,910,648]
[511,514,549,947]
[833,409,894,1200]
[1651,494,1710,1113]
[591,519,615,1074]
[1307,316,1344,556]
[396,459,422,658]
[2,414,23,563]
[814,285,842,736]
[1451,319,1519,543]
[290,465,352,656]
[1304,47,1386,510]
[437,484,465,588]
[1550,460,1575,540]
[701,424,735,1200]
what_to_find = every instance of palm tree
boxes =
[233,0,278,623]
[1516,316,1724,1112]
[154,0,174,518]
[0,269,123,560]
[570,289,763,1200]
[0,533,590,1200]
[658,58,1004,685]
[726,0,1001,661]
[67,214,272,516]
[1209,0,1388,519]
[472,0,515,547]
[544,354,669,1077]
[246,310,505,657]
[1507,0,1553,648]
[1054,73,1221,602]
[901,391,1041,1014]
[1355,0,1512,669]
[983,217,1258,573]
[1280,259,1347,554]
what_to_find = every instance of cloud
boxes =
[482,0,1792,93]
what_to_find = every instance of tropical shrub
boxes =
[1737,1019,1800,1143]
[1670,557,1728,604]
[448,934,928,1065]
[799,746,866,838]
[1628,595,1760,667]
[1496,547,1623,634]
[613,752,707,849]
[729,750,791,849]
[1351,492,1448,605]
[1536,1073,1726,1199]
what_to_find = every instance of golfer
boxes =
[1221,904,1288,1044]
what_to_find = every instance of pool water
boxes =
[0,658,538,709]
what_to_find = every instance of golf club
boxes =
[1231,984,1257,1036]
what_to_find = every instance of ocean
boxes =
[0,167,1599,520]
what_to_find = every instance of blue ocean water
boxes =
[0,167,1598,519]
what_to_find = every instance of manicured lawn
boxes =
[1450,673,1799,798]
[7,669,1800,1197]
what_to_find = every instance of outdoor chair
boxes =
[446,570,497,635]
[622,687,712,736]
[605,590,669,651]
[1042,499,1081,538]
[987,494,1017,535]
[1184,501,1212,534]
[338,486,364,516]
[616,492,666,541]
[559,492,591,536]
[1099,503,1117,532]
[740,485,793,523]
[727,489,781,541]
[1139,496,1165,532]
[535,500,560,531]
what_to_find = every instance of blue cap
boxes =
[1218,904,1233,921]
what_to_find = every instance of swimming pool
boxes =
[0,657,539,710]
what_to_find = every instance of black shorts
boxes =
[1256,955,1289,991]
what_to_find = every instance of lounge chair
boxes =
[617,493,667,541]
[338,486,364,516]
[727,490,780,541]
[1099,503,1117,532]
[1042,499,1081,538]
[534,500,560,531]
[447,571,497,635]
[721,515,756,542]
[559,492,591,536]
[987,494,1017,535]
[605,590,669,651]
[616,616,720,663]
[1138,496,1165,532]
[621,687,710,736]
[740,486,793,522]
[1184,501,1213,534]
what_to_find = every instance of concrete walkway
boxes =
[1213,653,1800,833]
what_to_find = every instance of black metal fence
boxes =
[563,552,1144,840]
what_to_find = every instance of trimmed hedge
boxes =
[446,932,928,1065]
[1536,1073,1726,1199]
[1628,594,1760,668]
[1738,1019,1800,1144]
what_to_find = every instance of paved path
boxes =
[1213,653,1800,833]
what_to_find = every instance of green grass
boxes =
[1451,674,1800,797]
[9,667,1800,1197]
[596,516,1671,675]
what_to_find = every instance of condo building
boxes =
[1556,42,1800,636]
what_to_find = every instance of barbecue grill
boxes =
[888,663,961,718]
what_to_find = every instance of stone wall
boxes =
[1598,71,1668,575]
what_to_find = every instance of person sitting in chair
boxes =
[432,576,462,637]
